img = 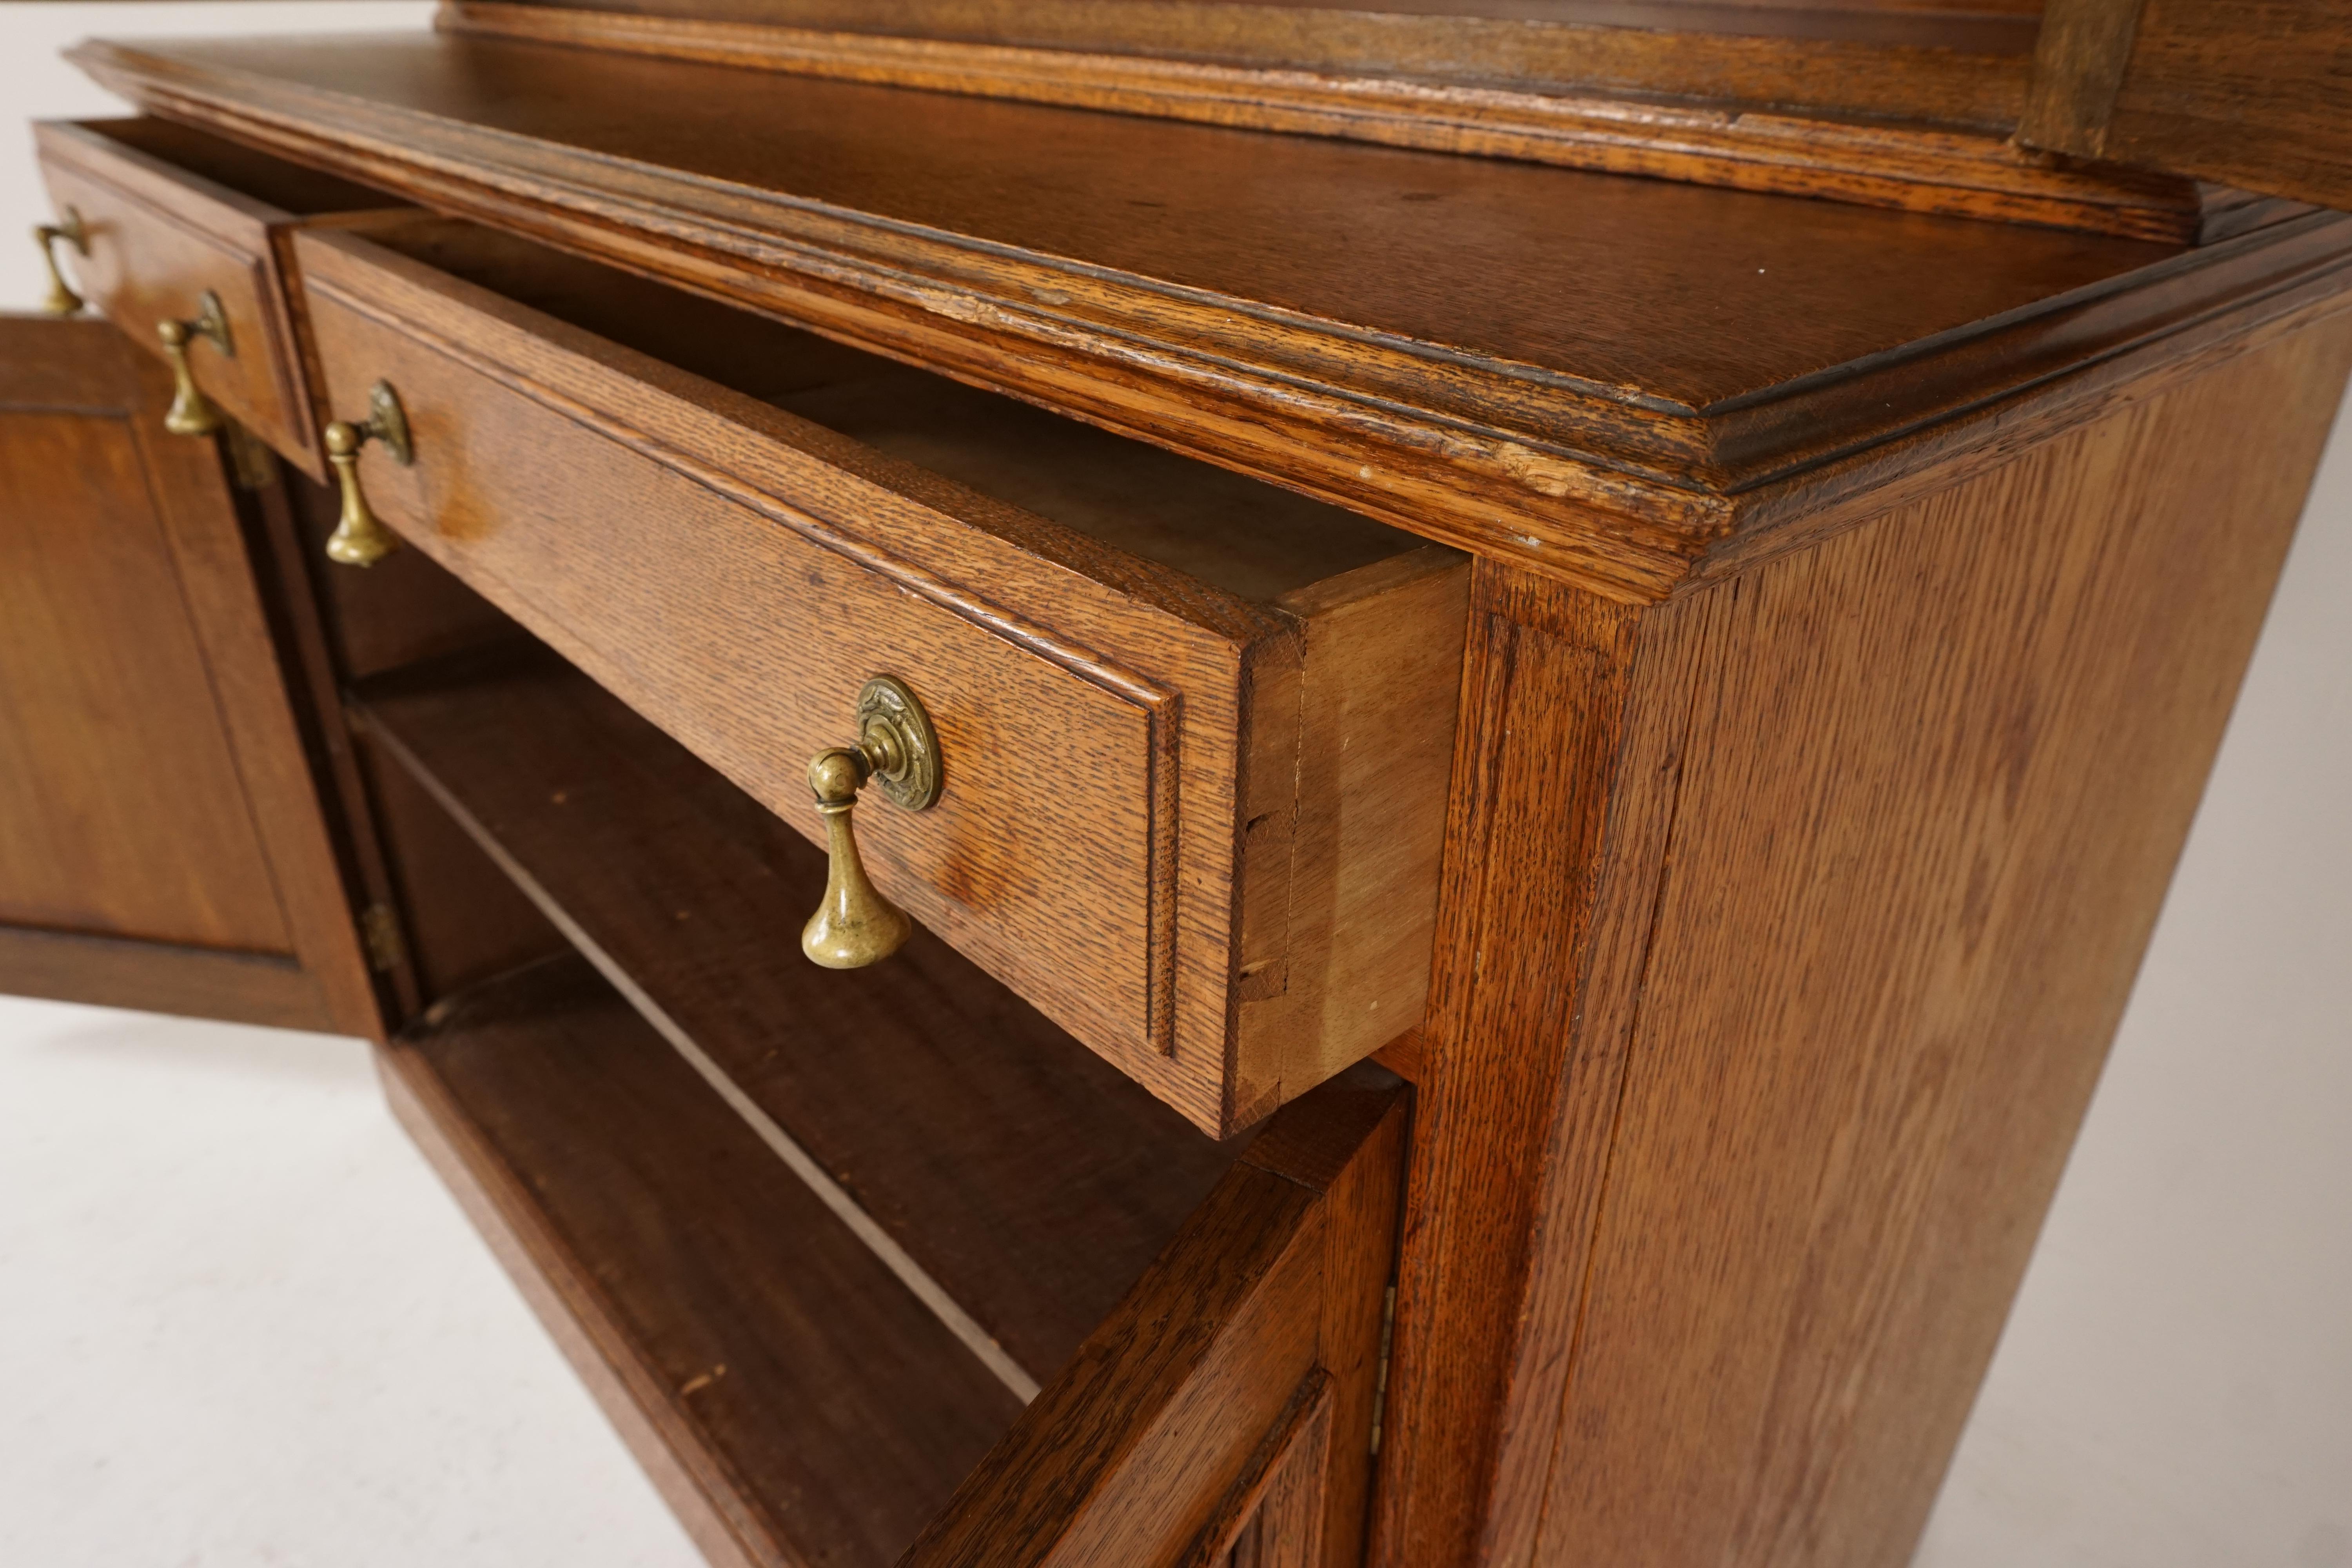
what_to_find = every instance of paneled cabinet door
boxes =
[0,314,375,1036]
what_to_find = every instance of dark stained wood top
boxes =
[91,31,2157,408]
[76,30,2352,595]
[389,951,1023,1567]
[354,642,1240,1389]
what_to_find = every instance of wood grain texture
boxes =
[34,118,397,479]
[383,953,1028,1568]
[2019,0,2142,153]
[288,218,1461,1132]
[901,1065,1406,1568]
[2024,0,2352,211]
[1375,315,2352,1568]
[0,314,373,1035]
[74,36,2352,598]
[446,3,2202,243]
[0,326,290,953]
[1232,550,1468,1127]
[1517,312,2352,1568]
[476,0,2038,121]
[1189,1373,1333,1568]
[352,642,1239,1385]
[134,367,388,1040]
[277,456,521,684]
[1369,569,1646,1568]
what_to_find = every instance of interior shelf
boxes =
[381,952,1019,1568]
[351,642,1239,1389]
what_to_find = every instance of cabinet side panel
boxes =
[1518,318,2352,1568]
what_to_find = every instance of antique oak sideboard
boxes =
[7,4,2349,1566]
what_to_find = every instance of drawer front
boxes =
[36,122,329,475]
[293,225,1464,1134]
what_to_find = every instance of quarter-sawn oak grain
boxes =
[448,2,2210,244]
[1372,309,2352,1568]
[29,23,2352,1568]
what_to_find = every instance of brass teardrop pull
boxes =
[802,676,942,969]
[34,208,87,316]
[157,291,234,437]
[322,381,414,568]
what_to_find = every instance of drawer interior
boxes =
[340,216,1429,604]
[73,116,397,216]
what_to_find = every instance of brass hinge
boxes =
[1367,1284,1397,1457]
[359,902,407,974]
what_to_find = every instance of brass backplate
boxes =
[856,675,942,811]
[192,289,234,357]
[368,380,415,466]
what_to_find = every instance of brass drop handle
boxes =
[802,676,943,969]
[157,291,234,437]
[322,381,414,567]
[34,207,87,316]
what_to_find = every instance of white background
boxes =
[1,7,2346,1564]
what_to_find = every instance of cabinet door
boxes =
[2023,0,2352,209]
[0,314,376,1035]
[898,1068,1406,1568]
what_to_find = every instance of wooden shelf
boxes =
[381,952,1022,1568]
[352,642,1240,1389]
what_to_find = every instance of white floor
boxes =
[0,999,702,1568]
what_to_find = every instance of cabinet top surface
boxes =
[103,30,2168,412]
[73,25,2352,596]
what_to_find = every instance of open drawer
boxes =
[33,119,402,478]
[290,214,1468,1135]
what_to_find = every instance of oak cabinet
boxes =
[11,7,2351,1568]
